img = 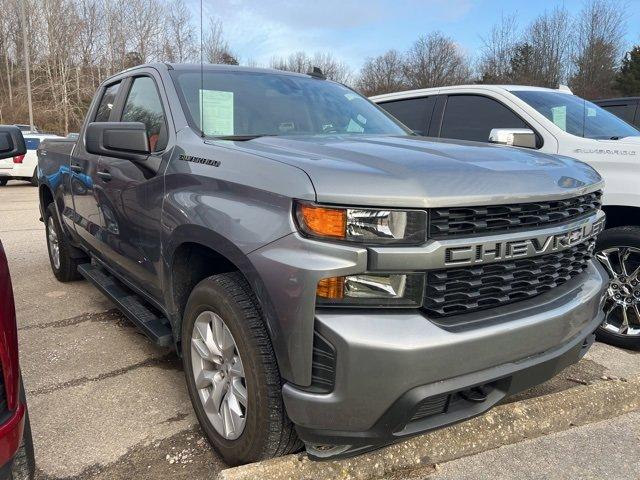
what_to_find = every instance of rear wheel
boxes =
[0,178,7,186]
[595,226,640,349]
[44,203,83,282]
[181,272,301,466]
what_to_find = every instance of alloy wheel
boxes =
[596,247,640,336]
[191,310,247,440]
[47,217,61,270]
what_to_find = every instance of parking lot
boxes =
[2,182,640,479]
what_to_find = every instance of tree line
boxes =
[0,0,639,135]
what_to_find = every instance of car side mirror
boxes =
[488,128,537,149]
[0,126,26,160]
[85,122,150,162]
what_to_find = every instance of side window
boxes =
[121,76,167,152]
[94,82,121,122]
[440,95,528,143]
[599,103,635,124]
[379,97,435,134]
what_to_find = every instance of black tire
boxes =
[0,178,7,186]
[181,272,301,466]
[10,411,35,480]
[595,226,640,349]
[30,170,38,187]
[44,203,83,282]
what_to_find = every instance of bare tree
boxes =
[270,51,351,83]
[478,13,518,83]
[203,18,237,64]
[524,6,572,87]
[356,50,406,96]
[570,0,626,98]
[403,32,471,88]
[163,0,197,63]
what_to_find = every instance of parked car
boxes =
[0,133,61,187]
[38,64,607,465]
[594,97,640,129]
[373,85,640,349]
[0,126,35,480]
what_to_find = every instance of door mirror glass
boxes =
[85,122,150,161]
[0,126,26,160]
[488,128,537,149]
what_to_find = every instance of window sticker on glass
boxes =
[199,90,234,136]
[344,93,359,101]
[551,106,567,131]
[347,119,365,133]
[587,107,597,117]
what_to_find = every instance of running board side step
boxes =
[78,263,173,347]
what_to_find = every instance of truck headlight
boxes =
[316,273,425,307]
[295,202,427,244]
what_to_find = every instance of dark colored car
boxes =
[0,126,34,480]
[594,97,640,128]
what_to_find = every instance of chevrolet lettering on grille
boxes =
[444,215,605,267]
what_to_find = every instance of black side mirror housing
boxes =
[85,122,150,162]
[0,126,26,160]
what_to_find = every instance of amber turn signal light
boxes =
[298,204,346,239]
[317,277,345,299]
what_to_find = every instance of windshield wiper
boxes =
[210,134,276,141]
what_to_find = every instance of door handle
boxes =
[97,170,112,181]
[70,163,82,172]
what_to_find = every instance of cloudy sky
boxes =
[184,0,640,70]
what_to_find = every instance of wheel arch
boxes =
[602,205,640,229]
[164,226,293,380]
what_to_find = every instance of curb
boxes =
[218,376,640,480]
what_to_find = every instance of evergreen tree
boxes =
[615,46,640,96]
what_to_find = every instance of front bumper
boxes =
[282,261,607,457]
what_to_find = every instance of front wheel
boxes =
[0,178,7,186]
[595,226,640,349]
[181,272,301,466]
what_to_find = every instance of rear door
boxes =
[94,71,171,301]
[71,80,123,249]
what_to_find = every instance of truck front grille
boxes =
[429,190,602,238]
[423,238,595,318]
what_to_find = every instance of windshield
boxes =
[170,69,409,138]
[513,90,640,140]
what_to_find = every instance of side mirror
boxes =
[0,126,26,160]
[488,128,536,149]
[85,122,150,162]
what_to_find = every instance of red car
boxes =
[0,127,34,480]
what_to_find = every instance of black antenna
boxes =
[200,0,205,137]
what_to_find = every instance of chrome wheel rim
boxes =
[47,217,60,270]
[596,246,640,336]
[191,311,247,440]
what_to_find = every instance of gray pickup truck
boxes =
[37,63,607,465]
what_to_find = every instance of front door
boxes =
[94,73,170,301]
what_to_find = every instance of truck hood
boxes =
[227,135,603,208]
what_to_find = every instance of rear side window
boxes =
[24,138,41,150]
[379,97,435,135]
[440,95,528,143]
[121,76,167,152]
[599,103,636,124]
[94,82,121,122]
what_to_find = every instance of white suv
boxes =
[0,133,60,186]
[373,85,640,349]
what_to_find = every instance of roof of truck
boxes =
[370,84,572,102]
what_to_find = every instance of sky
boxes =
[185,0,640,71]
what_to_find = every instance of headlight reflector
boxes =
[317,273,424,307]
[296,202,426,244]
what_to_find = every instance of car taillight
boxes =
[12,155,24,164]
[0,242,19,412]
